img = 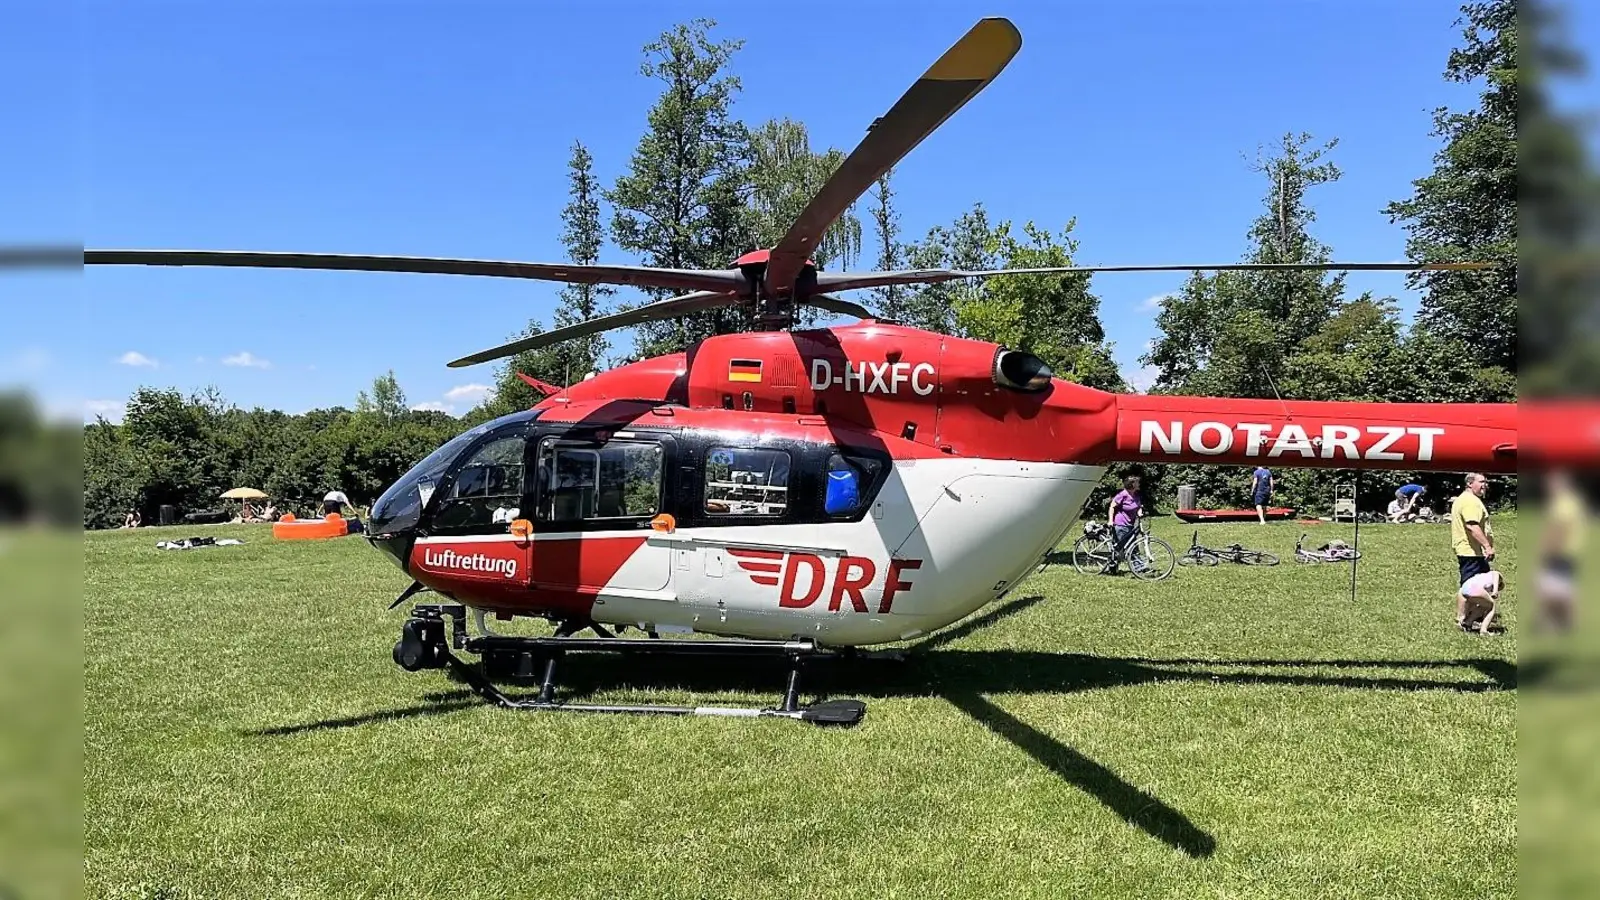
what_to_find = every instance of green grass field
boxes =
[82,517,1517,900]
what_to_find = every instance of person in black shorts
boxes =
[1249,466,1273,524]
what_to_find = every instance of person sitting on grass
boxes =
[1457,569,1504,636]
[1391,483,1425,522]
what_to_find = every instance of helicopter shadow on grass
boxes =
[282,592,1506,860]
[243,593,1516,858]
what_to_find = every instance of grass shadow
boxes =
[947,690,1217,858]
[271,594,1514,858]
[244,690,479,736]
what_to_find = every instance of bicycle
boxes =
[1294,532,1362,563]
[1177,530,1279,566]
[1071,518,1176,580]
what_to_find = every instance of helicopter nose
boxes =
[367,527,415,575]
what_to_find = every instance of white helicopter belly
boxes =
[586,459,1105,646]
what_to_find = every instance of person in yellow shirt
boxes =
[1538,468,1585,632]
[1450,472,1495,629]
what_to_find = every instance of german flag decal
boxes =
[728,359,763,383]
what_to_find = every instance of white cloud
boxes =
[116,350,158,368]
[1127,366,1159,394]
[1138,292,1176,312]
[222,351,271,369]
[410,401,452,413]
[84,399,126,423]
[444,383,491,403]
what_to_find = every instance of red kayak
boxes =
[1175,506,1296,523]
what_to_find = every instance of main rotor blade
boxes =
[0,244,81,269]
[447,291,740,368]
[815,260,1497,293]
[84,249,747,294]
[763,17,1022,293]
[803,294,872,320]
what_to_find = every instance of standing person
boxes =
[1105,475,1144,574]
[1250,465,1273,524]
[1450,472,1495,629]
[1537,468,1585,632]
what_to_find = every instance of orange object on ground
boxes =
[1174,506,1296,523]
[273,512,350,540]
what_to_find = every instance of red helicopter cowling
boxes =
[536,322,1122,464]
[526,322,1516,475]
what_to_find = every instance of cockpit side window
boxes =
[431,434,528,532]
[538,439,664,524]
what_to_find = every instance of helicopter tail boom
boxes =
[1106,394,1517,474]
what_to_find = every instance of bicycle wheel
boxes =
[1239,550,1279,566]
[1294,551,1320,564]
[1071,535,1113,575]
[1130,536,1177,581]
[1179,550,1219,567]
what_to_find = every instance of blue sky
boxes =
[1,0,1589,422]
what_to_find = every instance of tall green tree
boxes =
[957,220,1125,392]
[1383,0,1517,378]
[552,140,614,373]
[887,203,1123,390]
[898,203,1002,335]
[355,370,407,421]
[606,18,751,358]
[1144,133,1348,399]
[477,140,617,419]
[867,169,906,322]
[746,118,862,270]
[1138,133,1374,513]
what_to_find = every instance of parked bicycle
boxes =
[1177,530,1279,566]
[1072,518,1176,580]
[1294,532,1362,563]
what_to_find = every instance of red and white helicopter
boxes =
[86,17,1516,726]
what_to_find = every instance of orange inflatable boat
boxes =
[272,513,351,540]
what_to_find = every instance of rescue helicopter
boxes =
[84,17,1517,726]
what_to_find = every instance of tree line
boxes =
[70,0,1541,528]
[79,374,464,530]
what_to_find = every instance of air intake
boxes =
[993,349,1053,392]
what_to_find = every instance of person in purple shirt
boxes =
[1105,474,1145,573]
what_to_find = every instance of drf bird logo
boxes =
[729,547,921,613]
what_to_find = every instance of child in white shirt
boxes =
[1458,570,1504,635]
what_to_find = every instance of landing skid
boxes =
[392,604,867,727]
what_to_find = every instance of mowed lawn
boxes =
[84,516,1516,900]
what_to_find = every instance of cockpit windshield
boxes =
[369,410,538,537]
